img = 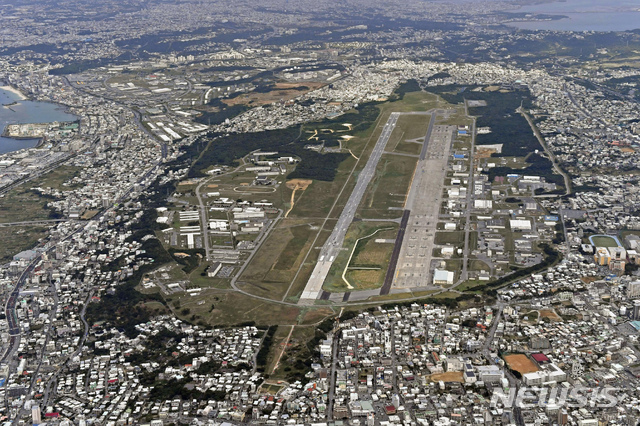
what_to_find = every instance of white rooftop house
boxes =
[510,219,532,231]
[434,269,454,285]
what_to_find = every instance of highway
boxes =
[518,106,572,195]
[0,153,75,197]
[299,112,400,300]
[2,258,39,340]
[0,219,69,228]
[459,113,477,283]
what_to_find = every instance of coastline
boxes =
[0,131,43,141]
[0,85,28,101]
[506,0,640,31]
[0,127,45,151]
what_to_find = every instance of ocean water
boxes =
[0,87,78,154]
[507,0,640,32]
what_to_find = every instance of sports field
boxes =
[504,354,539,374]
[429,372,464,383]
[589,235,621,248]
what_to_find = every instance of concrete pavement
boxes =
[299,112,401,301]
[393,118,456,289]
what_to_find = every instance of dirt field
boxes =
[285,179,312,217]
[475,147,500,158]
[286,179,312,190]
[539,309,562,322]
[429,372,464,383]
[80,210,99,220]
[504,354,539,374]
[223,82,325,107]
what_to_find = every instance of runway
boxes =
[299,112,401,301]
[379,209,411,295]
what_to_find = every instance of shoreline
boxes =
[0,85,28,101]
[0,132,42,141]
[0,130,44,151]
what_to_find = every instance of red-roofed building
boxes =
[531,353,550,364]
[385,405,397,415]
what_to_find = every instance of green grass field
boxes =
[469,259,491,272]
[174,290,302,326]
[238,219,335,301]
[323,222,398,292]
[357,154,417,219]
[37,165,81,189]
[188,263,233,290]
[274,225,316,271]
[394,141,422,156]
[385,114,429,152]
[0,166,80,223]
[435,231,465,245]
[0,226,48,262]
[590,235,620,248]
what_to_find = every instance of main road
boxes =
[299,112,400,301]
[459,112,477,283]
